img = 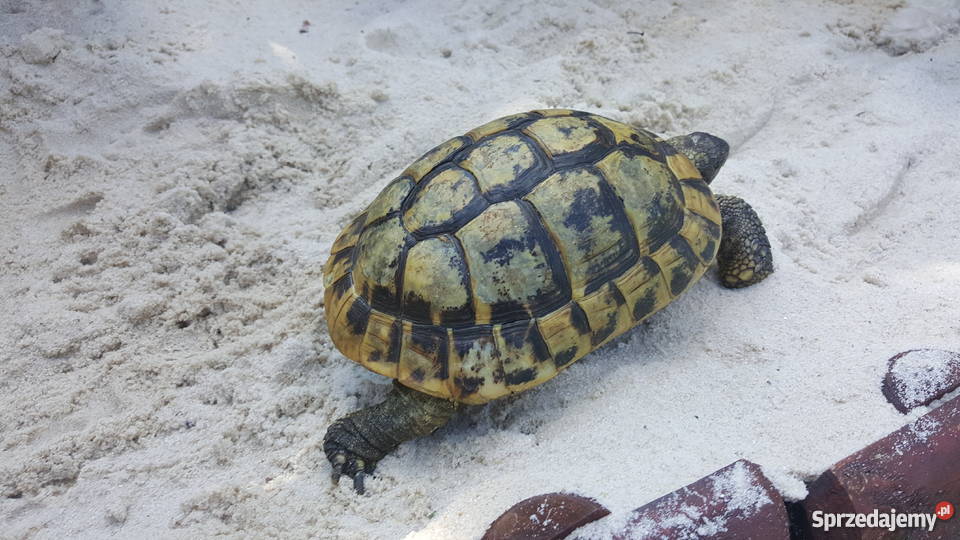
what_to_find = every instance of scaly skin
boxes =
[714,194,774,288]
[665,132,729,184]
[323,381,457,494]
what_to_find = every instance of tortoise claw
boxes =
[326,451,372,494]
[353,471,366,494]
[331,465,342,485]
[330,453,346,485]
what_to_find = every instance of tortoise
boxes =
[321,109,773,493]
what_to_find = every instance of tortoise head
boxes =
[665,132,729,185]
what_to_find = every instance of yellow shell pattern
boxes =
[323,110,722,404]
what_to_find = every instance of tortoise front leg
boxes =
[323,381,457,494]
[714,194,774,288]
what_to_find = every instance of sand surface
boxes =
[2,0,959,538]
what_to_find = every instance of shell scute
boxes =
[402,167,486,235]
[403,136,471,182]
[401,235,473,325]
[524,167,638,298]
[595,149,684,252]
[455,201,568,324]
[352,215,411,313]
[459,133,542,201]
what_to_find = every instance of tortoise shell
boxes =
[323,109,722,405]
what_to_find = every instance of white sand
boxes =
[2,0,959,538]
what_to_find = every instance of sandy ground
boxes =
[2,0,959,538]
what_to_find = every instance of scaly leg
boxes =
[323,381,457,494]
[715,194,774,288]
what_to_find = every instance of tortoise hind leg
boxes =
[714,194,774,288]
[323,381,457,494]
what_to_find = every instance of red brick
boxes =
[614,460,789,539]
[801,394,960,539]
[482,492,609,540]
[882,349,960,413]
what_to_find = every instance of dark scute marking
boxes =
[535,117,615,169]
[528,324,552,363]
[516,200,573,316]
[609,284,627,307]
[410,368,426,382]
[348,212,368,234]
[563,187,603,233]
[500,320,530,349]
[659,141,678,156]
[362,210,400,232]
[369,284,400,314]
[430,234,477,326]
[410,324,450,379]
[587,117,616,144]
[438,305,475,327]
[702,216,721,237]
[569,302,591,334]
[390,235,416,316]
[510,113,540,126]
[591,309,619,346]
[330,246,354,264]
[447,233,474,302]
[360,282,370,302]
[403,291,433,324]
[330,275,353,302]
[580,173,642,296]
[505,367,538,386]
[615,142,666,164]
[481,236,530,266]
[492,365,505,384]
[490,299,530,323]
[682,178,715,198]
[632,287,658,322]
[437,330,450,380]
[638,256,660,277]
[369,349,382,364]
[668,266,692,296]
[645,191,682,253]
[655,141,685,164]
[500,320,551,364]
[668,236,699,296]
[410,323,440,352]
[452,325,495,358]
[700,237,717,263]
[695,218,721,262]
[345,299,371,336]
[455,376,484,396]
[545,140,610,169]
[554,346,578,367]
[386,320,402,363]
